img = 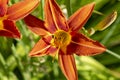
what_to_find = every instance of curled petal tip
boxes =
[28,53,33,57]
[14,34,21,39]
[28,38,52,57]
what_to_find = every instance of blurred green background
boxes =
[0,0,120,80]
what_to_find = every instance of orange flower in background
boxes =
[0,0,40,38]
[24,0,106,80]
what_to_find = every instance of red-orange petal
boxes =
[0,20,20,38]
[7,0,40,21]
[29,38,50,57]
[45,0,68,33]
[58,53,78,80]
[29,36,57,57]
[68,3,95,31]
[32,46,57,57]
[68,33,106,56]
[24,14,50,36]
[0,0,8,17]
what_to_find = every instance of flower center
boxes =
[0,15,7,29]
[51,30,71,48]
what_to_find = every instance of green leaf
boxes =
[94,11,117,31]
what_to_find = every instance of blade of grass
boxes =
[41,0,44,19]
[11,44,25,79]
[0,53,8,73]
[0,53,12,79]
[65,0,72,17]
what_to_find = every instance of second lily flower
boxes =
[0,0,40,38]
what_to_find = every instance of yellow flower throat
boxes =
[51,30,71,48]
[0,15,7,29]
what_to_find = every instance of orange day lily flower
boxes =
[24,0,106,80]
[0,0,40,38]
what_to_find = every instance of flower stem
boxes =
[65,0,72,17]
[11,44,26,79]
[40,0,44,19]
[106,49,120,59]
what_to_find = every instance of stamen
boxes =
[52,46,60,63]
[51,30,71,48]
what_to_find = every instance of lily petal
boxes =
[45,0,68,33]
[29,38,50,57]
[29,36,57,57]
[58,53,78,80]
[0,0,8,17]
[68,33,106,56]
[68,3,95,31]
[31,45,57,57]
[7,0,40,21]
[0,20,20,38]
[24,14,50,36]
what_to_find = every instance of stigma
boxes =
[51,30,71,48]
